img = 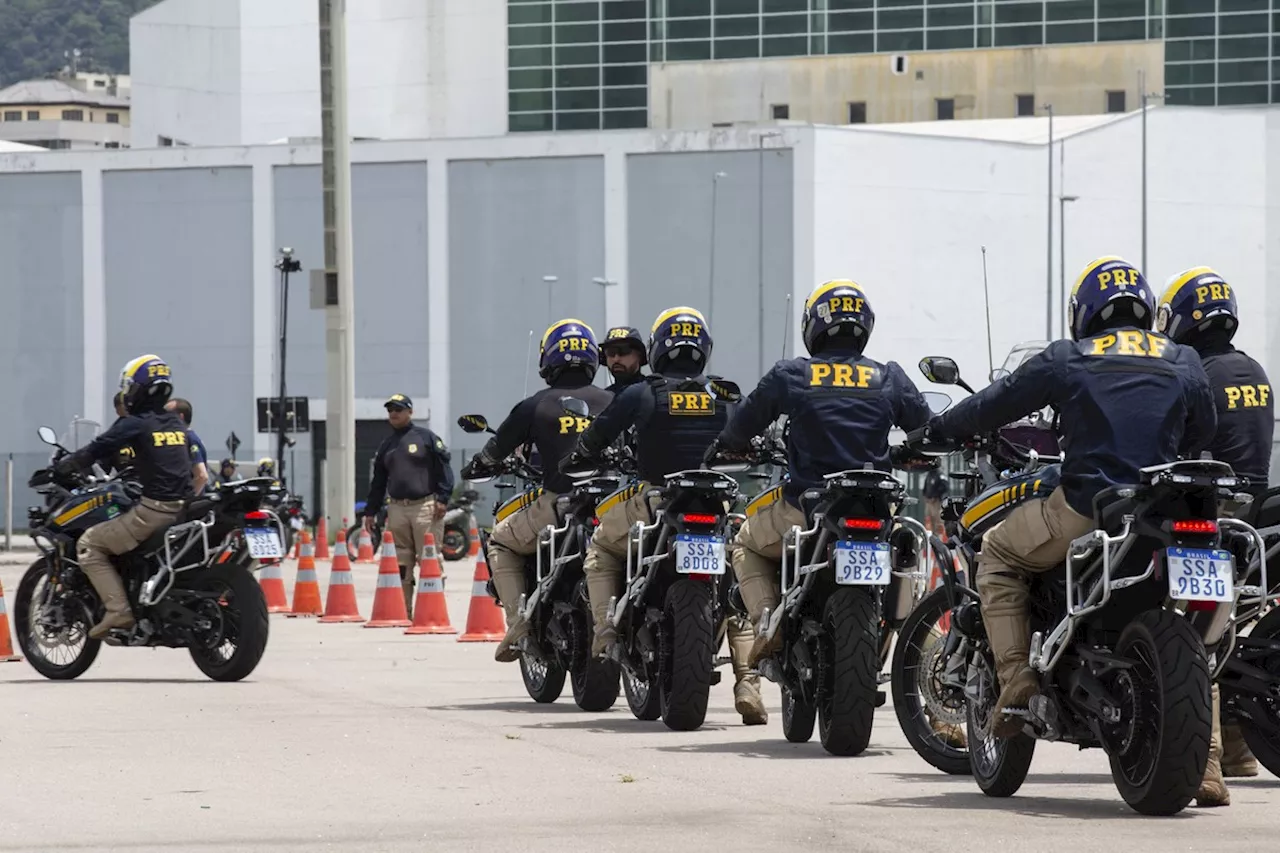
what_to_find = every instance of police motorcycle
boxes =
[458,412,623,711]
[15,426,277,682]
[560,385,747,732]
[906,356,1265,816]
[707,417,945,756]
[1217,485,1280,777]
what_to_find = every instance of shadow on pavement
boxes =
[0,677,218,685]
[520,716,731,734]
[652,739,893,758]
[422,700,586,714]
[878,771,1116,786]
[856,790,1199,820]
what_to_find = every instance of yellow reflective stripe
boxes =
[54,495,105,526]
[121,353,161,385]
[745,485,783,517]
[805,279,866,311]
[959,490,1008,530]
[1071,256,1127,296]
[1158,266,1215,308]
[495,487,543,523]
[596,482,646,517]
[539,319,595,350]
[651,307,705,333]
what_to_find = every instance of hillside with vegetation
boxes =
[0,0,162,87]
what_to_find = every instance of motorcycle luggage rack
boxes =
[139,519,213,606]
[611,516,663,628]
[523,518,575,620]
[1221,517,1271,621]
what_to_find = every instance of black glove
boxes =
[53,453,81,477]
[701,439,723,467]
[559,450,594,475]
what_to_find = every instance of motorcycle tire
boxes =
[782,682,817,743]
[659,579,715,732]
[14,559,102,680]
[570,582,621,712]
[188,565,271,682]
[967,642,1036,798]
[891,586,971,775]
[818,588,880,756]
[1107,608,1211,815]
[520,654,567,704]
[1237,605,1280,778]
[625,668,662,720]
[441,523,470,562]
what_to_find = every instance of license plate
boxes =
[834,541,891,585]
[246,527,283,560]
[674,534,725,575]
[1166,547,1233,602]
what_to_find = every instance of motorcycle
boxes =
[903,355,1264,815]
[14,426,277,682]
[457,411,622,711]
[559,385,747,732]
[347,490,476,562]
[263,488,305,556]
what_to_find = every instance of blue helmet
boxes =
[648,307,712,373]
[1156,266,1238,345]
[802,279,875,355]
[1067,256,1155,341]
[538,319,599,382]
[119,353,173,413]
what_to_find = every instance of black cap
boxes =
[384,394,413,410]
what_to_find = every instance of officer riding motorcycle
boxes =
[460,319,614,662]
[53,354,195,640]
[601,325,648,392]
[923,256,1218,739]
[1157,266,1275,806]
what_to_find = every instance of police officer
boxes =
[1157,266,1274,807]
[710,281,931,668]
[165,397,210,494]
[55,355,193,639]
[363,393,455,616]
[560,309,750,714]
[217,458,239,485]
[461,319,613,662]
[925,257,1217,738]
[109,391,136,476]
[601,326,648,392]
[257,458,276,479]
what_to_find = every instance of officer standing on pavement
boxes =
[363,394,455,616]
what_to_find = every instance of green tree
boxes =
[0,0,164,88]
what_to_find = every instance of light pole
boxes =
[757,131,782,380]
[274,248,301,487]
[1043,103,1054,341]
[542,274,558,322]
[591,276,618,328]
[1139,69,1166,274]
[709,171,727,325]
[1058,193,1077,338]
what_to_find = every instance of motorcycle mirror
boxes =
[37,426,58,446]
[559,397,591,419]
[708,379,742,403]
[918,357,960,386]
[457,414,489,434]
[921,391,952,414]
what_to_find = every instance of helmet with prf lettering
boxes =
[538,318,599,382]
[118,353,173,414]
[1156,266,1238,346]
[257,457,275,477]
[1067,256,1155,341]
[648,307,712,373]
[802,279,876,356]
[600,326,647,365]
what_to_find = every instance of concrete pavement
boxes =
[0,550,1276,852]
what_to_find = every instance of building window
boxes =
[2,110,21,121]
[61,109,84,121]
[26,109,38,120]
[847,102,867,124]
[1106,90,1127,113]
[936,98,955,120]
[106,112,120,124]
[771,103,790,120]
[105,142,120,149]
[1016,94,1035,117]
[159,135,174,147]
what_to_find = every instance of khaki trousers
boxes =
[387,498,440,615]
[731,497,807,629]
[975,487,1093,688]
[488,492,560,624]
[78,498,185,617]
[583,486,655,632]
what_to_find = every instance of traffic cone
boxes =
[458,548,506,642]
[315,517,331,560]
[319,534,365,623]
[355,525,376,563]
[0,580,23,662]
[287,531,324,618]
[406,533,456,635]
[258,549,291,613]
[365,530,412,628]
[291,532,301,560]
[467,516,480,558]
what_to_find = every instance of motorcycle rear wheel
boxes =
[967,645,1035,797]
[818,588,879,756]
[520,654,566,703]
[1237,606,1280,778]
[659,579,715,731]
[188,565,270,682]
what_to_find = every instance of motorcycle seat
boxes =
[1092,485,1137,533]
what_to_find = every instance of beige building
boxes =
[0,78,131,150]
[651,41,1164,128]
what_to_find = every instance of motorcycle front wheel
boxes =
[1236,605,1280,777]
[14,559,101,680]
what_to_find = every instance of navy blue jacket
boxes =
[718,352,931,504]
[1199,343,1273,491]
[930,328,1217,517]
[77,409,195,501]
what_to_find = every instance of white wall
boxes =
[238,0,322,144]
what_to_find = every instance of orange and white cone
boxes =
[0,580,23,662]
[315,517,331,560]
[467,517,481,558]
[258,549,291,614]
[458,549,506,642]
[406,533,456,635]
[287,531,324,618]
[355,526,376,563]
[365,530,412,628]
[319,534,366,623]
